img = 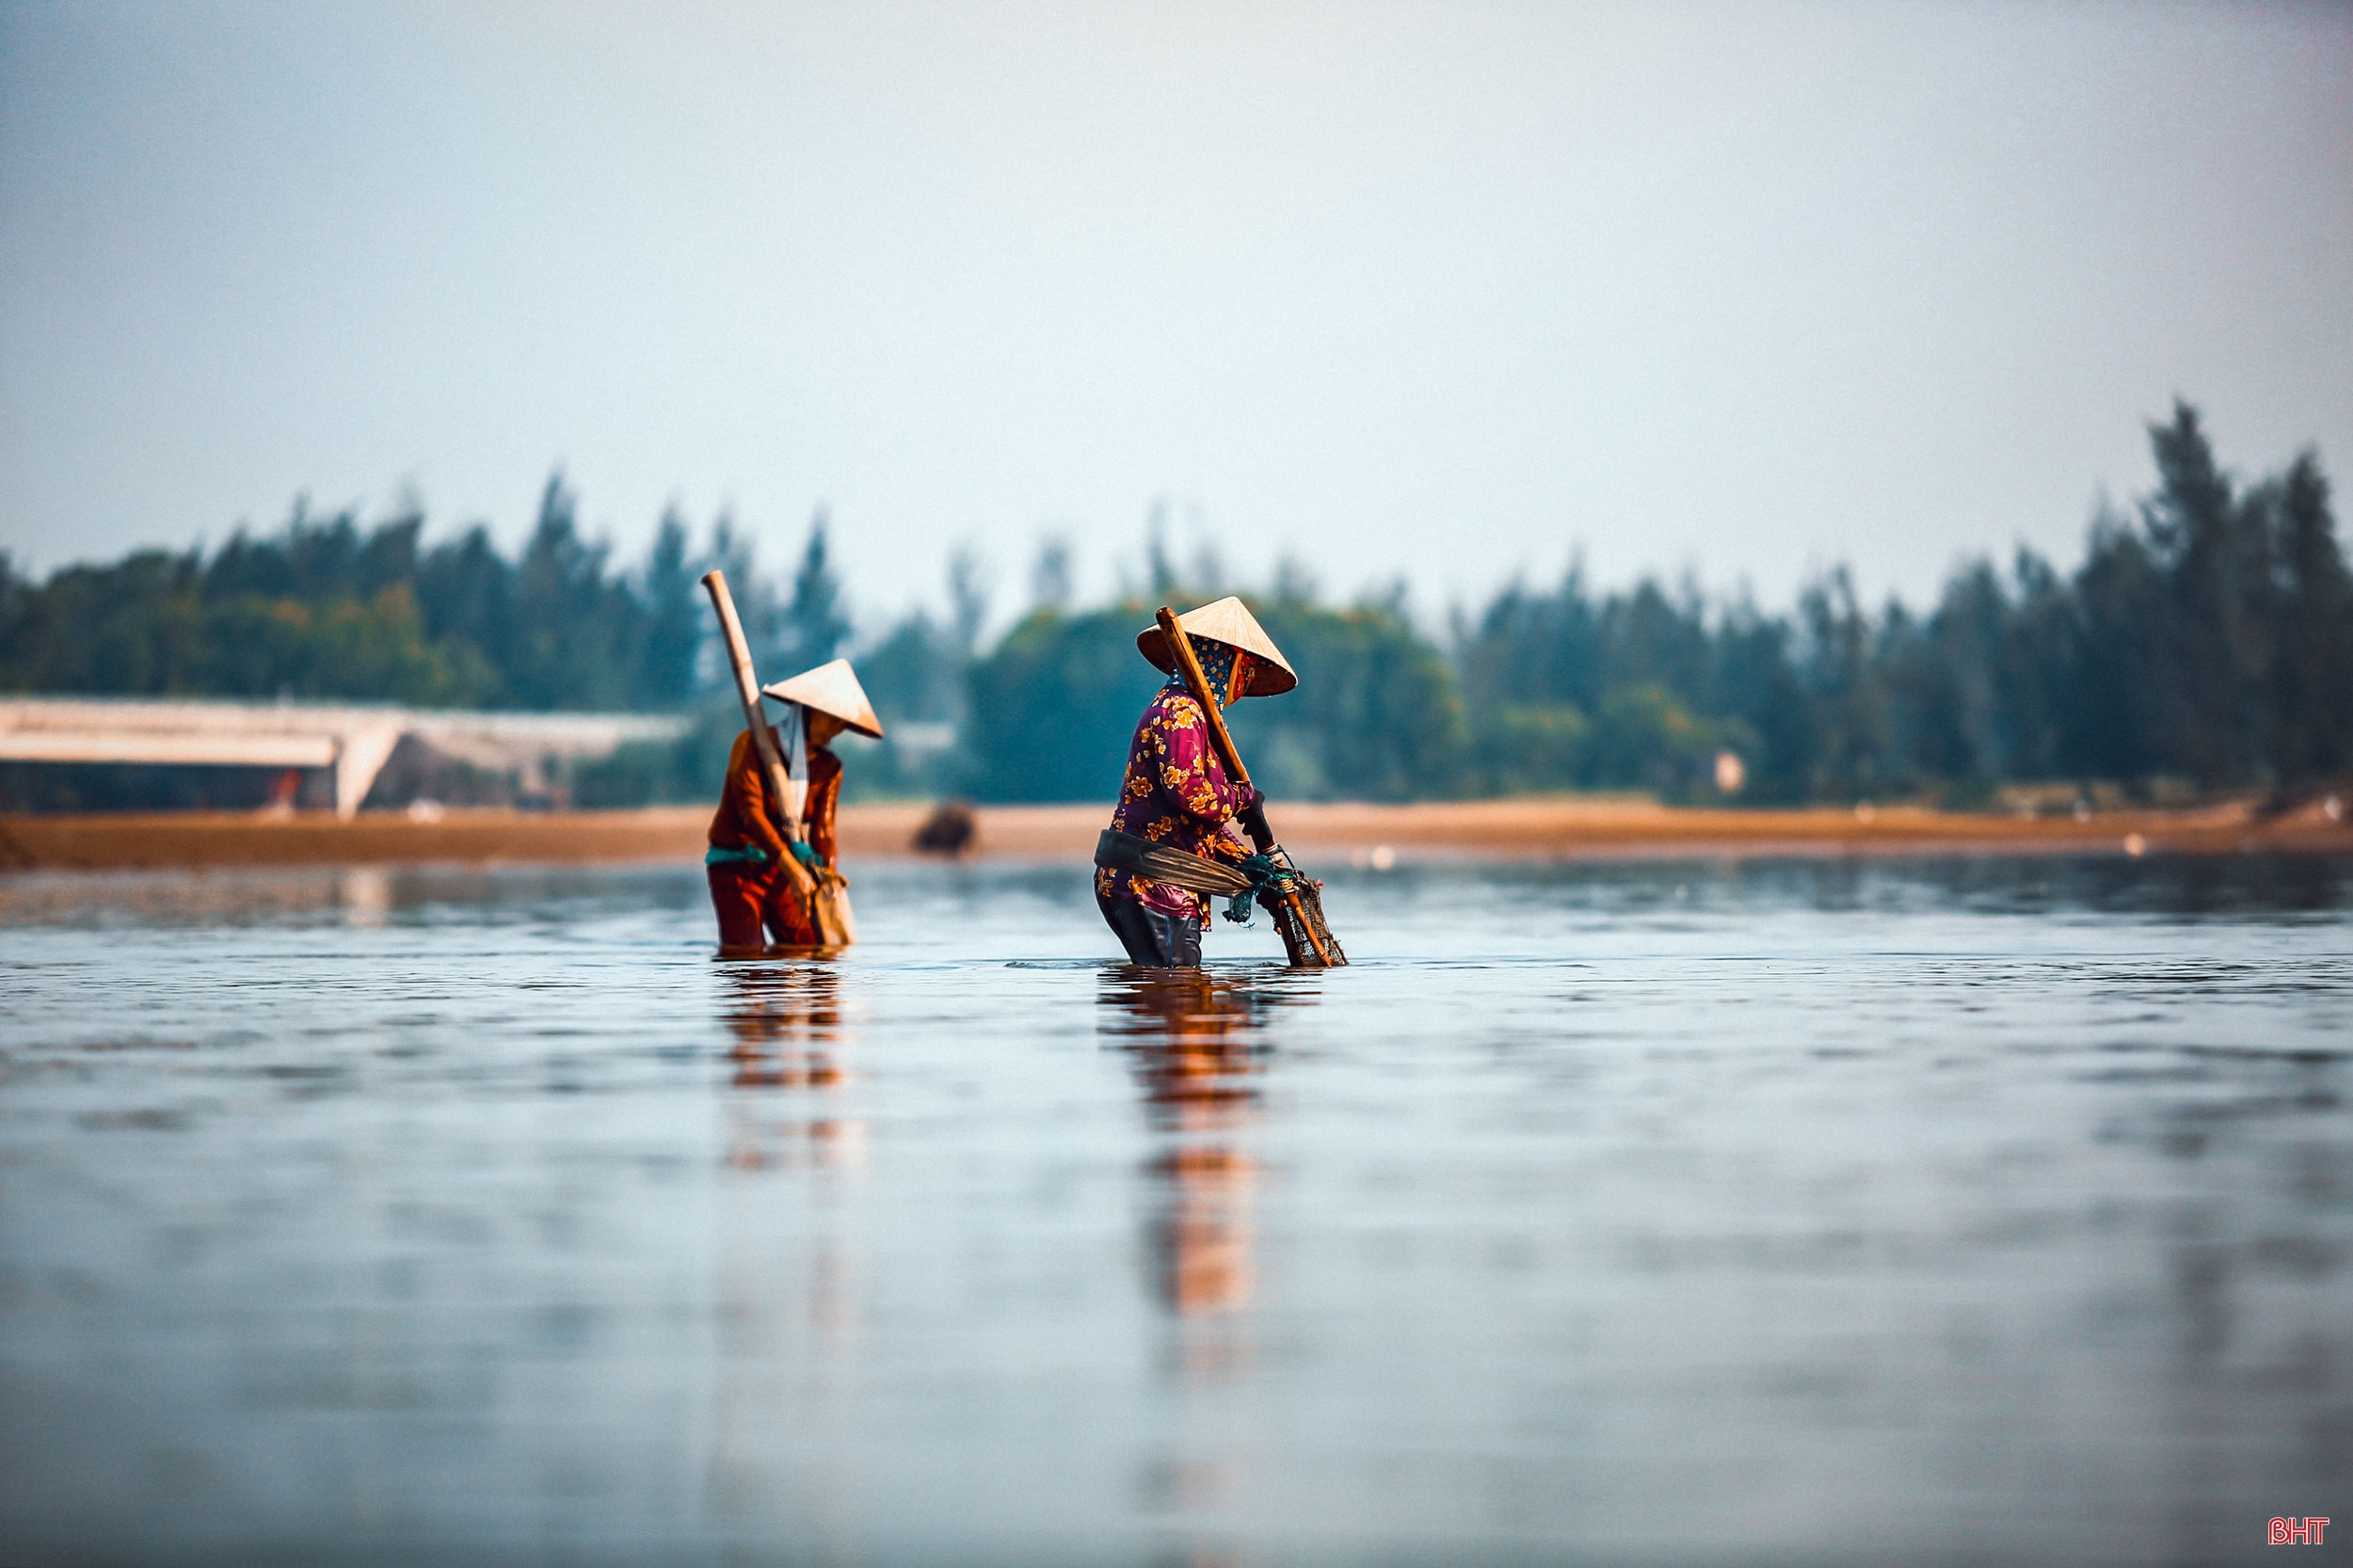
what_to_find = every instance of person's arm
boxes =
[1204,819,1257,863]
[725,731,791,862]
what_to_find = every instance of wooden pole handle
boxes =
[702,569,817,901]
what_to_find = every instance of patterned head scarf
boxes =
[1168,639,1250,707]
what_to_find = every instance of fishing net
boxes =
[1223,846,1348,968]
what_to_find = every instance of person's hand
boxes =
[1238,786,1273,852]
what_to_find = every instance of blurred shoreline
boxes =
[3,797,2347,872]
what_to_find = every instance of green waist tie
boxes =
[704,844,773,867]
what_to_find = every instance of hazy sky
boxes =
[4,0,2348,631]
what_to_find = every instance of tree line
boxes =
[2,477,727,712]
[2,402,2345,810]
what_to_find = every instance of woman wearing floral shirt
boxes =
[1096,598,1295,968]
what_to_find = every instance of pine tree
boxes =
[415,525,517,702]
[509,472,636,709]
[1796,568,1893,799]
[635,508,703,706]
[948,545,991,661]
[2268,453,2353,782]
[781,511,853,677]
[2142,402,2272,783]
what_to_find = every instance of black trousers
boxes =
[1096,893,1205,968]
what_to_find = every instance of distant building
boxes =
[0,698,689,817]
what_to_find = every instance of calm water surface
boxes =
[2,856,2347,1566]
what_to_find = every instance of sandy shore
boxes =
[2,795,2347,872]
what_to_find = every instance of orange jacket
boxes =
[707,728,842,869]
[707,729,789,864]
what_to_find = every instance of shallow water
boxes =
[1,856,2347,1567]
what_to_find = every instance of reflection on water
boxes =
[1099,969,1326,1326]
[722,966,861,1170]
[708,963,870,1554]
[1102,968,1274,1323]
[0,856,2347,1566]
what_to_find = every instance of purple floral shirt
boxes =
[1096,683,1252,920]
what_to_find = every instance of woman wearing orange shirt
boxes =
[705,658,883,954]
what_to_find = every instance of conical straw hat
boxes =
[1137,596,1297,697]
[761,658,885,739]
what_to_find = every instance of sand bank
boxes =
[2,796,2346,872]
